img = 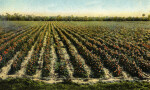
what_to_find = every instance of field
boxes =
[0,21,150,84]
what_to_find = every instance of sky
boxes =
[0,0,150,17]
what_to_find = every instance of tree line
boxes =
[0,13,150,21]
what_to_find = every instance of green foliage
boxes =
[0,13,150,21]
[148,15,150,20]
[0,78,149,90]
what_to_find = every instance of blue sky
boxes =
[0,0,150,16]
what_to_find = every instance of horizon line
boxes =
[1,12,150,17]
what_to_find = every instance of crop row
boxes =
[56,23,146,79]
[0,23,45,69]
[8,23,47,74]
[42,23,52,77]
[62,24,150,74]
[55,23,121,77]
[53,23,105,78]
[26,23,48,75]
[52,24,69,78]
[54,24,88,78]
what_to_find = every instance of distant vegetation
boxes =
[0,13,150,21]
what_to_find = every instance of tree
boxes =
[0,13,150,21]
[56,15,62,21]
[6,13,11,21]
[43,16,49,21]
[142,14,145,17]
[148,14,150,20]
[83,16,88,21]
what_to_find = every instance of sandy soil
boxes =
[103,67,113,79]
[49,45,59,79]
[54,29,74,78]
[15,40,38,76]
[0,52,20,79]
[34,32,48,79]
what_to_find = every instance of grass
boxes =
[0,78,149,90]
